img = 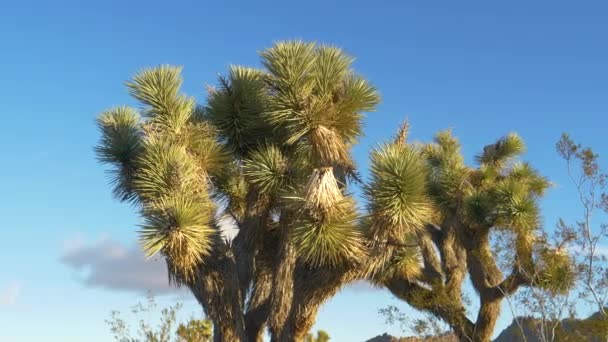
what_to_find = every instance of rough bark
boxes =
[440,219,468,297]
[464,229,511,341]
[244,269,273,342]
[281,265,358,341]
[385,276,475,341]
[473,299,501,342]
[234,193,272,300]
[189,249,247,342]
[268,214,297,341]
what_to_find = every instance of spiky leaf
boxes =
[366,143,432,241]
[536,248,577,295]
[126,65,194,133]
[292,200,364,267]
[133,137,203,202]
[95,106,142,202]
[477,133,526,168]
[243,144,287,195]
[206,66,270,154]
[139,196,215,282]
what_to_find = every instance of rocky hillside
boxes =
[367,311,606,342]
[365,332,457,342]
[494,312,607,342]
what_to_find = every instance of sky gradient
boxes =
[0,1,607,341]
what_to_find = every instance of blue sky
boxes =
[0,0,607,341]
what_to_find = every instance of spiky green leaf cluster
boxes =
[126,65,195,134]
[140,195,215,282]
[377,244,423,281]
[424,130,470,213]
[184,121,231,179]
[291,200,364,267]
[493,178,541,230]
[466,144,549,232]
[212,165,248,222]
[366,143,432,241]
[476,133,526,167]
[133,137,203,202]
[96,66,226,283]
[508,162,551,196]
[206,66,270,155]
[422,131,549,234]
[261,41,380,167]
[243,144,288,195]
[536,248,577,295]
[285,165,366,267]
[95,107,142,202]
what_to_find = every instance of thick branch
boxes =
[425,223,444,245]
[268,212,297,341]
[244,268,273,342]
[385,276,475,341]
[490,269,530,299]
[233,192,273,299]
[282,263,358,341]
[487,234,535,300]
[438,219,468,297]
[189,247,247,341]
[243,229,278,341]
[417,229,444,283]
[463,228,503,296]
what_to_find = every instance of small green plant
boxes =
[105,293,211,342]
[304,329,330,342]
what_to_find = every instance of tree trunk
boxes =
[244,268,273,342]
[268,215,297,341]
[385,276,475,342]
[464,230,504,342]
[471,299,501,342]
[281,265,355,341]
[234,194,273,301]
[189,251,247,342]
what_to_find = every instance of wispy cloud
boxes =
[0,282,21,307]
[60,236,187,296]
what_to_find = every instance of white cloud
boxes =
[0,282,21,307]
[60,236,187,296]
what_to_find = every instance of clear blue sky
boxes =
[1,0,607,341]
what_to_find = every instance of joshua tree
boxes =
[380,130,578,342]
[96,41,574,342]
[377,130,579,341]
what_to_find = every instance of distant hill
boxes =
[367,312,606,342]
[494,311,607,342]
[365,332,457,342]
[493,317,547,342]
